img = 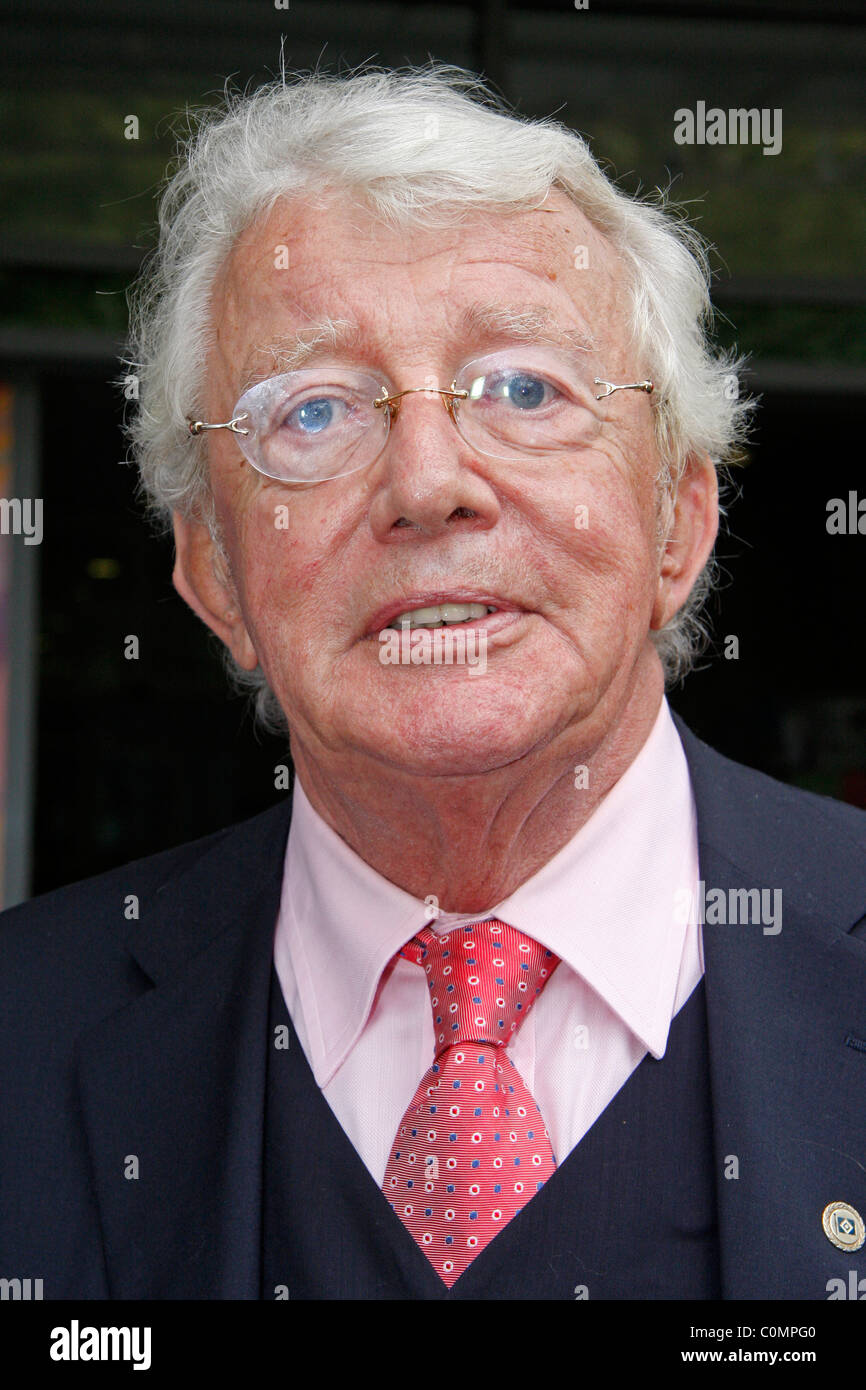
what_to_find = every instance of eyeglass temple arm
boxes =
[187,415,250,436]
[594,379,654,400]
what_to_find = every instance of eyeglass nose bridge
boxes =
[373,382,470,425]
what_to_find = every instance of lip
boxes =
[364,592,528,637]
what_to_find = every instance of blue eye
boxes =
[503,374,546,409]
[292,397,335,433]
[480,372,551,411]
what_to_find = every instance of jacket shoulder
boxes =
[0,797,292,988]
[675,716,866,925]
[679,719,865,835]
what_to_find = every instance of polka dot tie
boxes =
[383,918,560,1288]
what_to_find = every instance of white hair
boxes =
[124,62,753,732]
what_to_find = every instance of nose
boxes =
[367,388,500,542]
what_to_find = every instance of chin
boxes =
[349,677,564,777]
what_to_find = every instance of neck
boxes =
[291,654,665,913]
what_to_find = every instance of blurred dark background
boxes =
[0,0,864,902]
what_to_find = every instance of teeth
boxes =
[388,602,496,630]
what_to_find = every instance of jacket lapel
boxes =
[75,797,293,1299]
[677,720,866,1298]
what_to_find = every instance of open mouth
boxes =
[384,602,499,631]
[364,592,528,639]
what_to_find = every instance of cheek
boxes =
[541,449,659,588]
[224,487,353,658]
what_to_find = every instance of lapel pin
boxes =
[822,1201,865,1252]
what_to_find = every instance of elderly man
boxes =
[1,66,864,1303]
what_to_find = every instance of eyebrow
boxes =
[459,301,598,358]
[238,318,364,389]
[237,301,599,390]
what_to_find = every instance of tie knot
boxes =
[402,918,559,1057]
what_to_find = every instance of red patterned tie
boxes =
[383,918,560,1287]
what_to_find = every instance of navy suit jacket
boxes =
[1,719,865,1299]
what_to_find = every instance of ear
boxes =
[172,510,259,670]
[651,452,719,631]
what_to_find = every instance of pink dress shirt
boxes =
[273,696,703,1186]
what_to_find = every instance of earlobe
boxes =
[171,510,259,670]
[651,453,719,631]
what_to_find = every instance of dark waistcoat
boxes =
[261,969,721,1299]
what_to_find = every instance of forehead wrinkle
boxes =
[231,298,602,398]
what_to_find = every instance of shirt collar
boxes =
[275,696,696,1084]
